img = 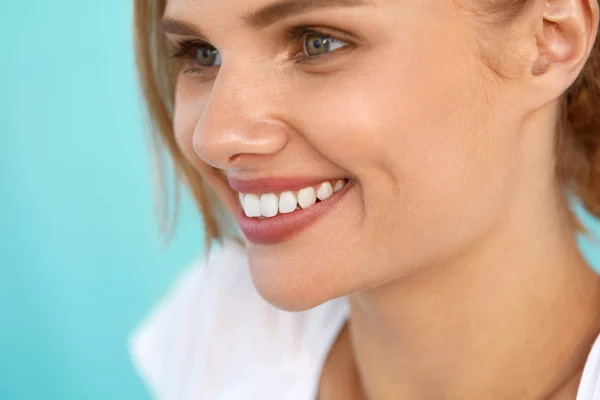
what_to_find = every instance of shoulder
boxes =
[128,240,251,399]
[129,240,349,400]
[578,332,600,400]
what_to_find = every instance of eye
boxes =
[194,45,222,67]
[303,33,348,57]
[168,39,222,72]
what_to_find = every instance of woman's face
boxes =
[165,0,529,310]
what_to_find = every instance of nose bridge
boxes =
[192,63,288,169]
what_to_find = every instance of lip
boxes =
[236,179,355,245]
[228,176,347,195]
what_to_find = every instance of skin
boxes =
[163,0,600,398]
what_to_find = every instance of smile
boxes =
[238,179,349,219]
[228,177,354,244]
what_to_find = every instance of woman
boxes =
[130,0,600,398]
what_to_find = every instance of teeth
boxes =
[238,179,348,219]
[260,194,279,218]
[279,191,297,214]
[242,194,261,218]
[297,187,316,209]
[333,180,345,193]
[317,182,333,201]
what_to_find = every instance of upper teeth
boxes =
[239,179,347,219]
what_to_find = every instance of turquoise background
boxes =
[1,1,600,400]
[0,1,204,399]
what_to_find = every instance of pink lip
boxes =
[228,176,346,195]
[236,180,355,245]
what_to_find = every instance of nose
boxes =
[192,65,290,170]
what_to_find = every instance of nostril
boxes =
[227,151,275,169]
[229,153,243,164]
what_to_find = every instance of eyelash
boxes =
[169,39,211,62]
[168,26,349,74]
[285,26,348,61]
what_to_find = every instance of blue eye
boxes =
[195,46,222,67]
[303,33,347,57]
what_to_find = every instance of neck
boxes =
[348,178,600,400]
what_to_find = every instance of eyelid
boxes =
[287,26,354,62]
[286,24,361,43]
[165,38,221,79]
[167,37,216,59]
[286,25,352,46]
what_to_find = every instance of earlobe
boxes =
[532,0,597,77]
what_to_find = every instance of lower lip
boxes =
[237,181,355,245]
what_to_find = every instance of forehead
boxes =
[160,0,478,53]
[165,0,376,10]
[164,0,380,26]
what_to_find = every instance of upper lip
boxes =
[228,176,346,194]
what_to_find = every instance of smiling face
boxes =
[163,0,535,311]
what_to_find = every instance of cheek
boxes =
[293,48,494,187]
[173,81,204,163]
[287,17,514,259]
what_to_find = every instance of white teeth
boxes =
[279,191,297,214]
[239,179,348,218]
[242,194,261,217]
[333,180,345,193]
[260,194,279,218]
[316,182,333,201]
[297,187,316,209]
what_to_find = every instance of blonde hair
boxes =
[133,0,600,244]
[134,0,226,248]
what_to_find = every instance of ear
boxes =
[529,0,598,105]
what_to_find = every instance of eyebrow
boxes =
[161,0,372,37]
[161,18,206,37]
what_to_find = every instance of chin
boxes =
[245,239,362,312]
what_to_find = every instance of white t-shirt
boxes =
[130,241,600,400]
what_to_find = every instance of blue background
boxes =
[1,1,599,400]
[0,2,204,399]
